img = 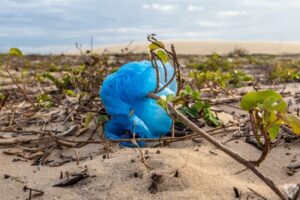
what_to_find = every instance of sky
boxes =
[1,0,300,53]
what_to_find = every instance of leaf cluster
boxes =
[241,90,300,140]
[148,40,169,63]
[8,48,23,57]
[36,93,53,108]
[190,70,253,94]
[269,64,300,83]
[157,85,222,127]
[188,53,234,71]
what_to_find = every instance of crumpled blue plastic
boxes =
[100,60,177,146]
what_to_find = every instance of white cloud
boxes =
[101,28,143,33]
[218,10,246,16]
[238,0,283,8]
[142,3,178,12]
[2,0,72,8]
[2,0,300,53]
[197,20,223,28]
[38,0,69,5]
[187,5,203,12]
[142,4,150,9]
[0,27,44,37]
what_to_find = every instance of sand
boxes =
[0,134,299,200]
[91,40,300,55]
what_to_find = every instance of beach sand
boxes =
[0,139,299,200]
[92,40,300,55]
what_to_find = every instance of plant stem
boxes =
[249,111,262,145]
[253,127,270,166]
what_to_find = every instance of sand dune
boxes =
[92,40,300,55]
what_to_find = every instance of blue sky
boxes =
[1,0,300,53]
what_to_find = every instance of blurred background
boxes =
[1,0,300,53]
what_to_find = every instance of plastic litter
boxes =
[100,60,177,146]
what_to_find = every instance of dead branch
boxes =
[131,138,151,172]
[0,136,41,146]
[4,60,35,108]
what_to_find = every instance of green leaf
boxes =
[203,108,222,127]
[166,94,174,102]
[185,85,191,94]
[169,95,182,103]
[179,91,186,97]
[97,114,109,124]
[156,50,168,63]
[157,95,168,112]
[266,110,282,124]
[268,124,280,140]
[178,106,189,115]
[148,41,164,51]
[9,48,23,56]
[188,105,199,118]
[263,96,287,112]
[281,114,300,135]
[192,101,204,111]
[191,90,201,100]
[64,89,77,97]
[240,90,285,111]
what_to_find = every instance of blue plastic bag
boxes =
[100,60,177,146]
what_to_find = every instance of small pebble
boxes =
[4,174,10,179]
[133,172,139,178]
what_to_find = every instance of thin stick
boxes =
[150,52,160,92]
[153,54,168,82]
[4,60,35,108]
[171,118,175,138]
[248,187,267,200]
[131,136,150,172]
[154,66,176,94]
[73,148,80,165]
[171,44,182,95]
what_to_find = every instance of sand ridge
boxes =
[89,40,300,55]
